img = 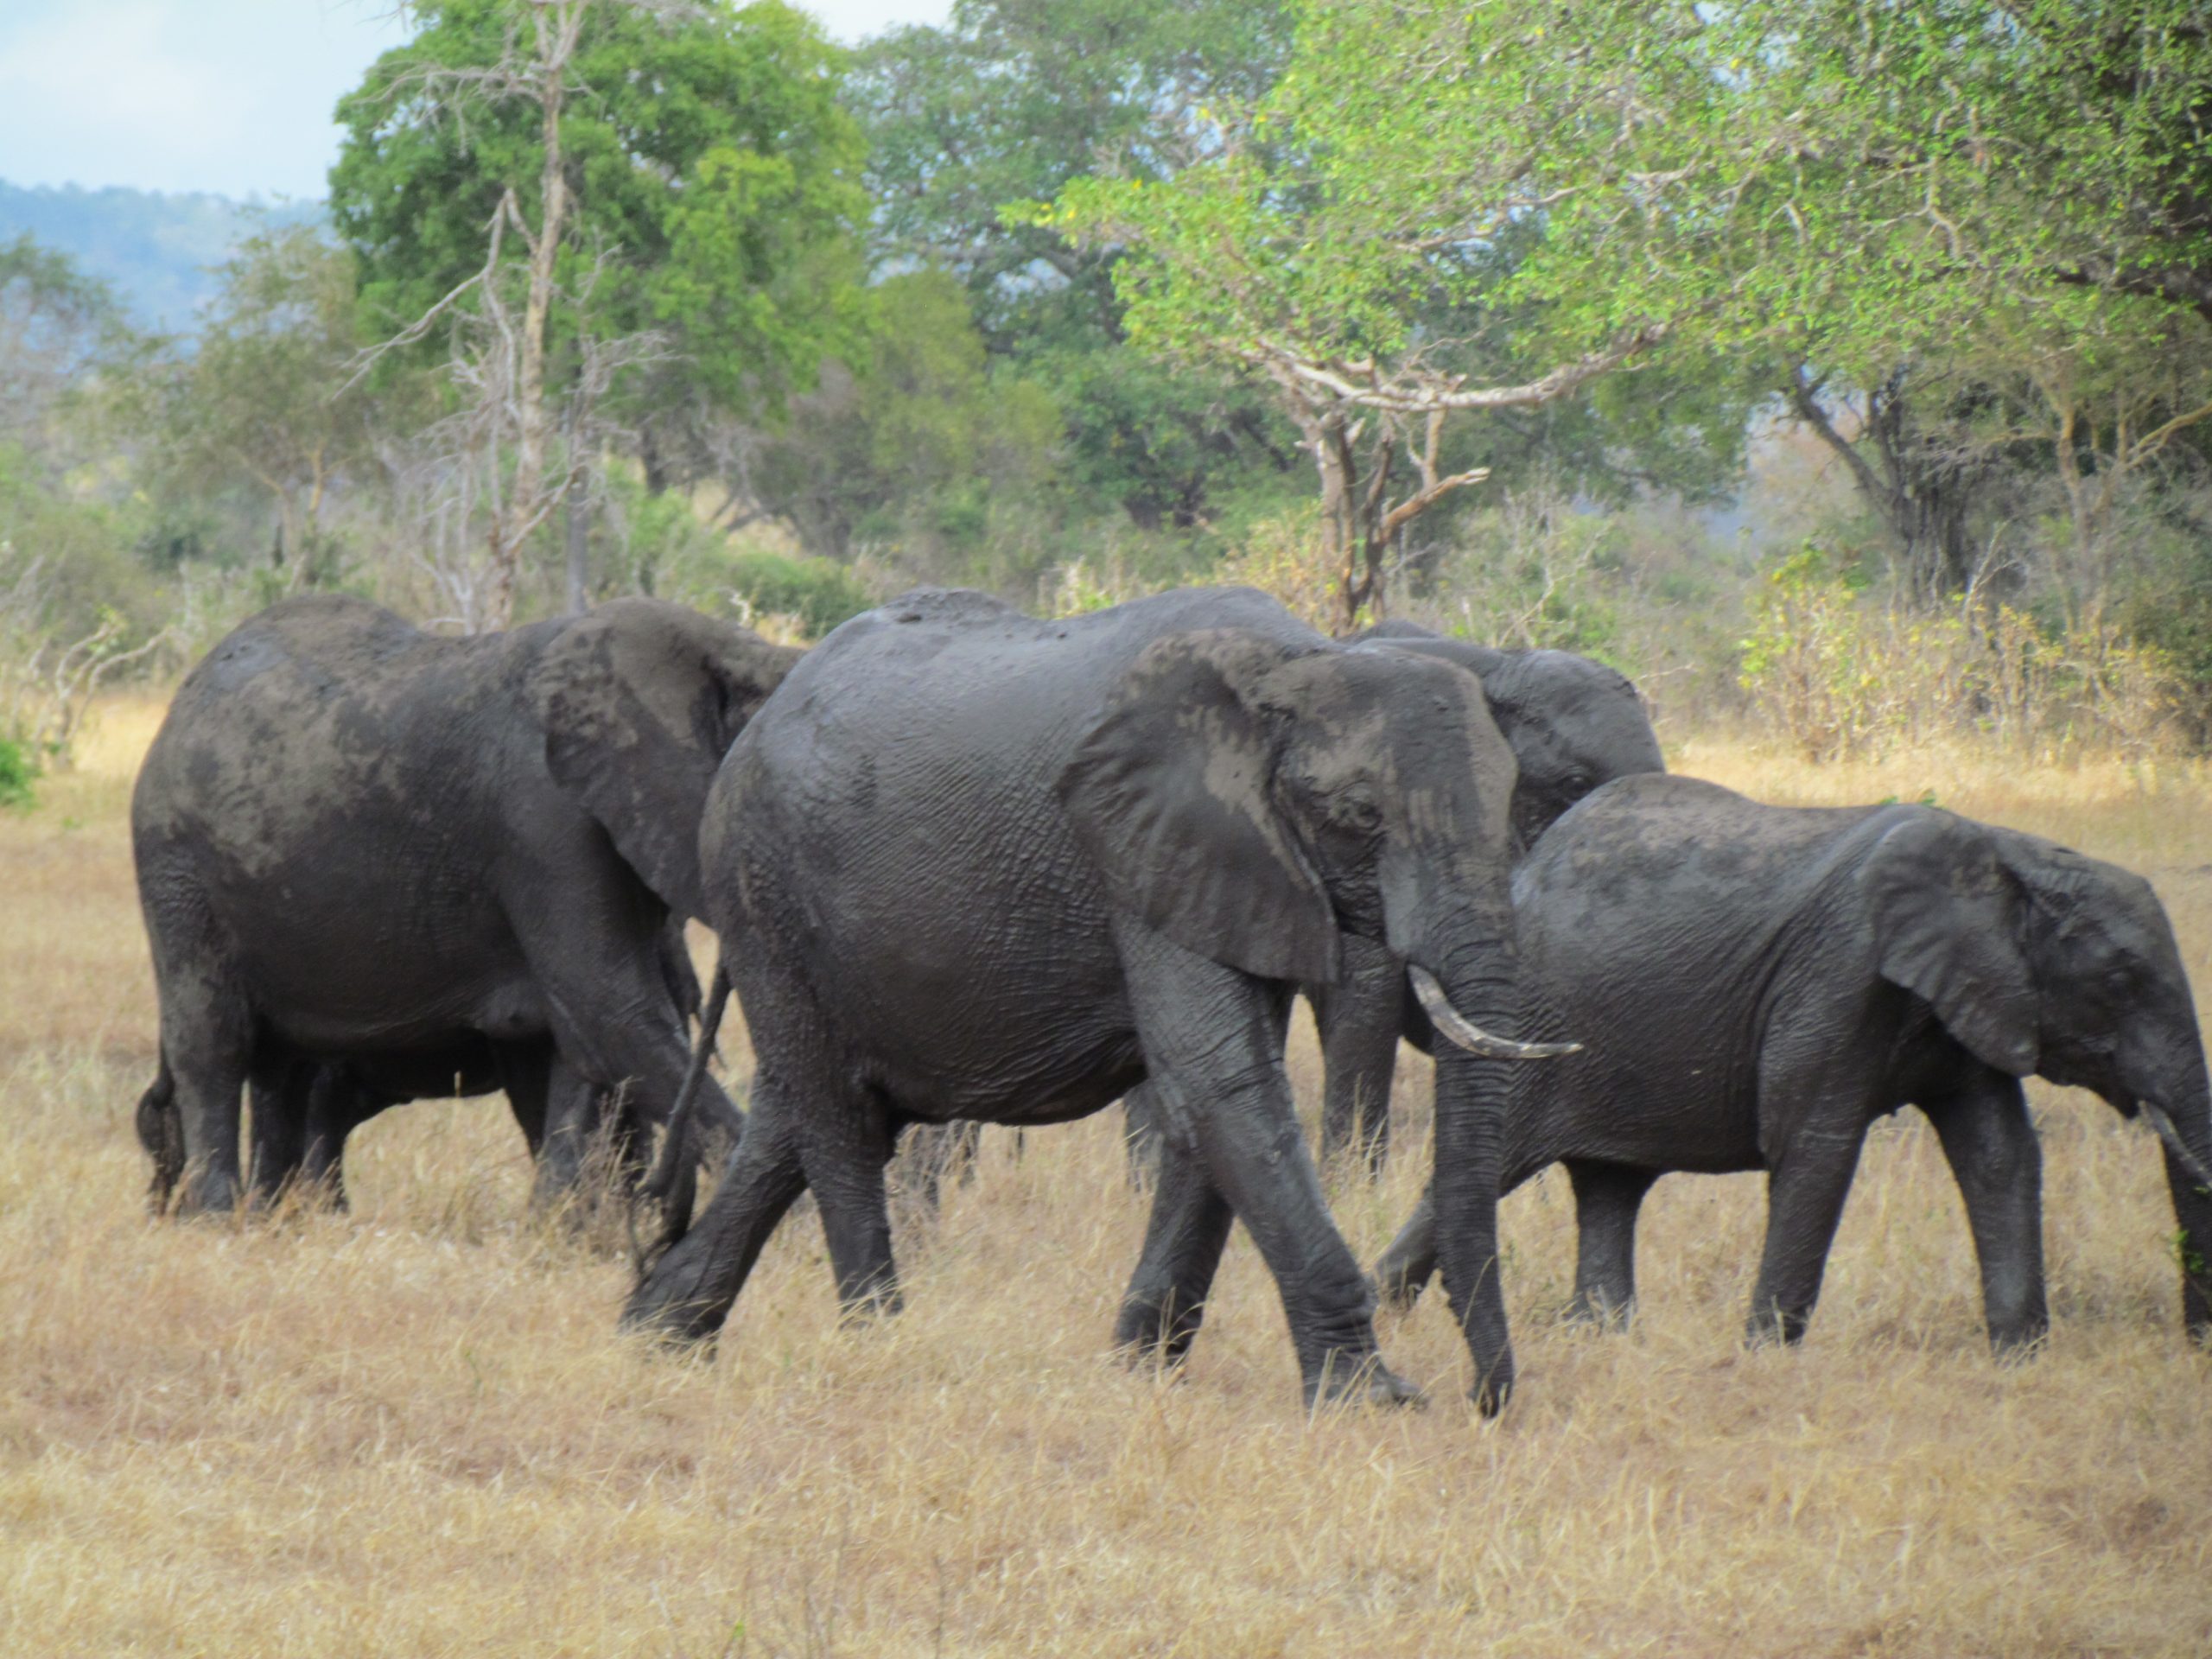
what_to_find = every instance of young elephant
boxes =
[626,586,1568,1409]
[133,594,796,1216]
[1121,625,1663,1176]
[1377,773,2212,1384]
[143,918,704,1212]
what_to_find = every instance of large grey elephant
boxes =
[1123,624,1662,1174]
[132,594,798,1215]
[1379,773,2212,1395]
[624,587,1569,1408]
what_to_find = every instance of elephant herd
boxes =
[129,586,2212,1412]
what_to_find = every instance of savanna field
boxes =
[3,698,2209,1657]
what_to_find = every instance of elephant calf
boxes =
[1379,773,2212,1388]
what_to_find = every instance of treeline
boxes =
[4,0,2212,778]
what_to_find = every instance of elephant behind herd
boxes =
[126,585,2212,1411]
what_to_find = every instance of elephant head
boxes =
[1867,813,2212,1338]
[1357,623,1664,852]
[529,599,803,922]
[1058,625,1567,1409]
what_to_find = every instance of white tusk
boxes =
[1408,966,1580,1061]
[2144,1103,2212,1191]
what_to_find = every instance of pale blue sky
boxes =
[0,0,951,201]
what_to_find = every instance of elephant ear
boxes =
[529,599,799,921]
[1057,629,1342,984]
[1865,811,2040,1077]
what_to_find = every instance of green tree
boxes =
[329,0,865,623]
[850,0,1302,531]
[0,234,137,468]
[141,224,382,579]
[740,270,1062,569]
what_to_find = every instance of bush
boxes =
[724,549,878,642]
[0,735,36,810]
[1738,543,2183,761]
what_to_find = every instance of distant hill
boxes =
[0,180,322,333]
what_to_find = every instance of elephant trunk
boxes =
[2144,1077,2212,1340]
[1403,912,1539,1414]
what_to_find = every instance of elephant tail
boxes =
[629,960,731,1281]
[134,1053,183,1212]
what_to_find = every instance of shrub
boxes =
[0,735,36,810]
[1738,543,2183,761]
[724,549,878,642]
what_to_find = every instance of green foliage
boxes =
[723,548,875,639]
[330,0,867,437]
[849,0,1300,530]
[0,735,36,811]
[743,270,1064,568]
[133,223,380,574]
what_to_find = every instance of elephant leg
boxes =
[1372,1179,1440,1309]
[297,1068,368,1209]
[531,1058,606,1212]
[156,953,252,1216]
[803,1090,902,1318]
[511,876,747,1155]
[1748,1117,1870,1345]
[621,1090,808,1344]
[1114,1141,1236,1363]
[246,1063,308,1205]
[499,1041,553,1160]
[1923,1074,2048,1354]
[1118,924,1412,1408]
[1314,936,1407,1173]
[1122,1083,1167,1187]
[1567,1161,1659,1325]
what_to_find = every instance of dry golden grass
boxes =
[3,705,2209,1656]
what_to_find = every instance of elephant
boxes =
[1375,772,2212,1394]
[132,594,798,1216]
[624,586,1570,1409]
[138,918,704,1212]
[1120,623,1662,1176]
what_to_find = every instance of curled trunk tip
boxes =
[1408,966,1580,1061]
[2145,1103,2212,1191]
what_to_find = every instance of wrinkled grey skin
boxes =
[625,586,1541,1408]
[137,921,702,1211]
[1122,622,1662,1176]
[132,594,797,1216]
[1377,773,2212,1393]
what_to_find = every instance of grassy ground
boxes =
[3,699,2209,1656]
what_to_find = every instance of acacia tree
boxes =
[1050,2,1748,632]
[332,0,864,626]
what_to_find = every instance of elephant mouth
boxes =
[1407,967,1580,1061]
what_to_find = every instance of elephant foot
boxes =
[1986,1319,2049,1363]
[1305,1353,1424,1411]
[175,1169,245,1218]
[619,1289,725,1351]
[1743,1306,1812,1348]
[833,1269,906,1326]
[1466,1350,1516,1418]
[1114,1292,1206,1365]
[1564,1291,1634,1331]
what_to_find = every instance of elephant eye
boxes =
[1339,791,1382,830]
